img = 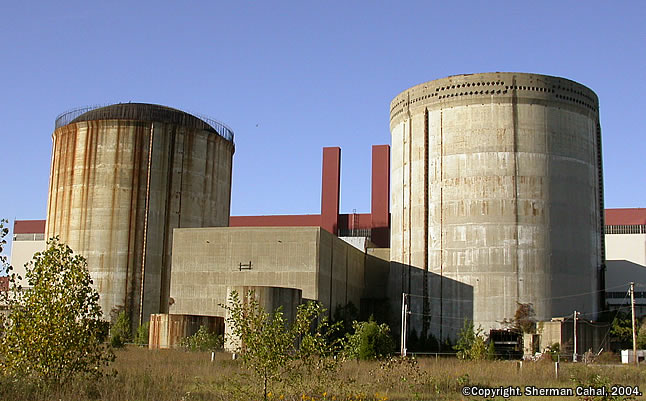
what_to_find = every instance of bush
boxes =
[636,320,646,349]
[344,319,395,360]
[181,325,223,352]
[110,310,131,348]
[454,320,495,360]
[135,322,150,346]
[545,342,560,361]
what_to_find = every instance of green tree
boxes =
[110,309,131,348]
[225,290,292,400]
[454,319,495,360]
[609,312,633,348]
[224,290,339,401]
[290,301,343,394]
[344,318,395,360]
[0,238,114,384]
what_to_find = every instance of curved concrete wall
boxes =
[46,118,234,324]
[389,72,603,338]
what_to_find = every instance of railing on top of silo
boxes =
[54,104,108,129]
[190,112,235,143]
[54,104,234,143]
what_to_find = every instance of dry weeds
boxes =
[1,347,645,400]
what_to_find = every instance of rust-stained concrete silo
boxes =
[46,103,235,326]
[389,73,604,340]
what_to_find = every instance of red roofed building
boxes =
[13,220,46,236]
[604,208,646,316]
[9,220,47,288]
[605,208,646,233]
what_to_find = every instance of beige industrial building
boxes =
[523,318,609,360]
[8,220,45,288]
[168,226,384,318]
[389,72,604,340]
[45,103,235,326]
[604,208,646,316]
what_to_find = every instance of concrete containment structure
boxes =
[46,103,234,325]
[389,73,604,339]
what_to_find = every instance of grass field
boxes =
[1,347,645,401]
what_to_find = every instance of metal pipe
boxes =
[573,310,577,362]
[401,292,406,356]
[139,123,154,326]
[631,282,637,365]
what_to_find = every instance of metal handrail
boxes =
[55,104,107,129]
[191,112,235,143]
[54,104,234,143]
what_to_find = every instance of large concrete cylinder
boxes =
[389,73,604,339]
[46,103,234,325]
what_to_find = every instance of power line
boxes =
[404,283,631,303]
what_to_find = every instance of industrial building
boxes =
[7,219,45,288]
[7,73,644,353]
[168,146,393,334]
[170,227,367,316]
[604,208,646,316]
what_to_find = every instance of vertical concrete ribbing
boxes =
[422,108,430,340]
[47,107,234,327]
[389,73,602,337]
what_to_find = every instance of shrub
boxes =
[545,342,560,361]
[344,319,395,360]
[636,320,646,349]
[110,310,131,348]
[135,322,150,346]
[181,325,223,352]
[454,319,495,360]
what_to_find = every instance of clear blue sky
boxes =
[1,1,644,246]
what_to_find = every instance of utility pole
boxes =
[631,282,638,365]
[573,310,578,362]
[401,293,408,357]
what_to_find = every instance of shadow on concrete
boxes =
[361,258,473,348]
